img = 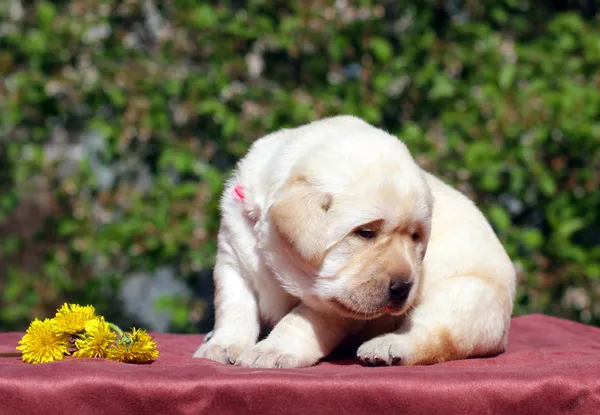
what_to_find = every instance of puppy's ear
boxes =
[269,176,332,266]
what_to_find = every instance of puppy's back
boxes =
[422,172,516,301]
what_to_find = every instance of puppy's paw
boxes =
[193,339,252,364]
[235,342,318,368]
[357,334,414,366]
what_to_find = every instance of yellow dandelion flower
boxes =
[16,318,70,364]
[107,328,159,364]
[73,317,116,358]
[54,303,96,334]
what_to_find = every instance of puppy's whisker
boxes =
[344,290,369,319]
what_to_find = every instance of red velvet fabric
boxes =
[1,314,599,415]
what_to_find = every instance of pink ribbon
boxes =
[232,184,245,202]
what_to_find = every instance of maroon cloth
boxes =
[1,314,599,415]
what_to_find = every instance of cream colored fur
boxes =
[193,116,516,368]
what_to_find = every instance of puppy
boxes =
[193,116,516,368]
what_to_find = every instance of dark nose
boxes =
[389,279,413,304]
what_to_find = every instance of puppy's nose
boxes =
[389,279,412,304]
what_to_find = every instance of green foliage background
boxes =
[1,0,599,332]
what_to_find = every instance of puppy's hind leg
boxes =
[193,252,260,364]
[357,276,513,366]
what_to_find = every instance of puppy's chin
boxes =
[327,296,414,321]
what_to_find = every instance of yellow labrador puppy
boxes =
[193,116,516,368]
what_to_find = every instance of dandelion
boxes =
[73,317,116,358]
[16,318,70,364]
[18,302,160,364]
[54,303,96,334]
[108,328,159,364]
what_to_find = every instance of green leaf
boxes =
[488,204,511,231]
[159,148,197,173]
[191,5,218,28]
[491,7,508,24]
[370,37,393,62]
[362,105,381,123]
[24,30,47,54]
[480,167,502,191]
[37,2,57,29]
[521,228,543,250]
[58,220,79,236]
[557,218,585,240]
[106,86,126,108]
[538,169,557,196]
[465,142,495,169]
[430,75,455,99]
[586,264,600,280]
[499,65,516,90]
[329,35,349,61]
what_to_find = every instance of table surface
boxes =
[1,314,600,415]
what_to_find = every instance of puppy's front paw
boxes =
[357,334,414,366]
[193,339,253,364]
[235,342,318,368]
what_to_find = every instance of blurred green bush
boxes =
[1,0,599,332]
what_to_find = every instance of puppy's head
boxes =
[268,136,433,320]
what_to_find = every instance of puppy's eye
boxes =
[411,232,420,242]
[355,228,377,239]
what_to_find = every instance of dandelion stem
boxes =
[108,322,124,338]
